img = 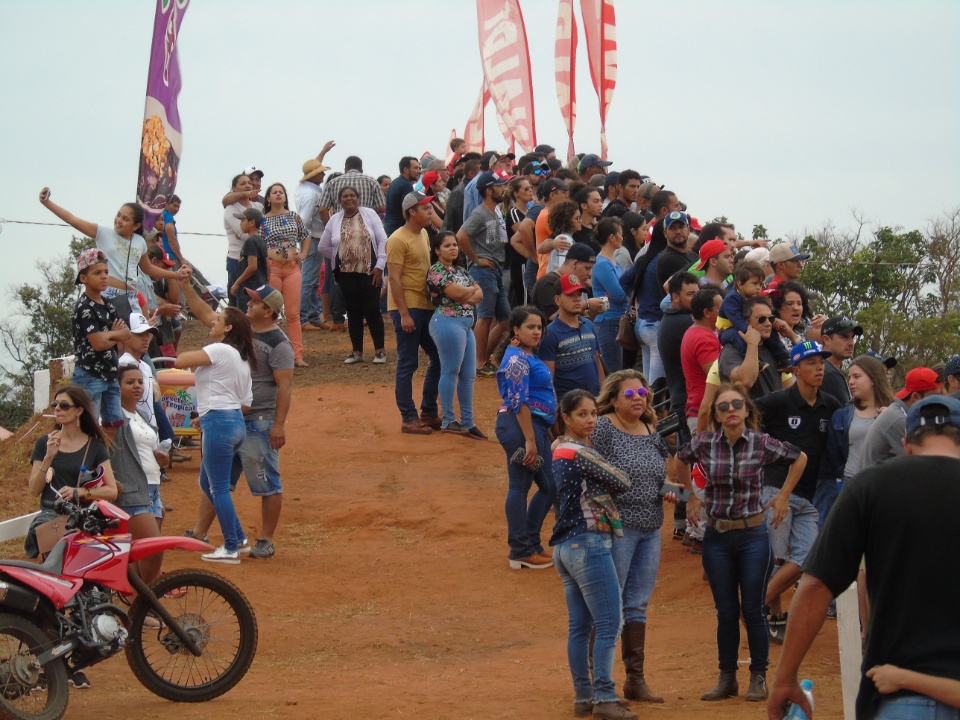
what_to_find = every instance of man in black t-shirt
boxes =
[656,211,698,289]
[820,315,861,403]
[769,395,960,720]
[755,340,842,644]
[602,169,642,218]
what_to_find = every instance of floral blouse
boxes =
[427,262,476,318]
[261,211,308,262]
[496,346,557,424]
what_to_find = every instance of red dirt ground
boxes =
[0,321,844,719]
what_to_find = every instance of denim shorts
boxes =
[71,366,123,426]
[761,485,818,566]
[235,418,282,496]
[468,265,510,321]
[125,484,164,520]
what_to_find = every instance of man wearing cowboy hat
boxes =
[296,141,344,331]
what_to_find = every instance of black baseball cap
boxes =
[565,243,597,263]
[822,316,863,337]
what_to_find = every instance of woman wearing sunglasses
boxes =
[592,370,671,703]
[550,389,636,720]
[26,386,118,558]
[675,383,807,703]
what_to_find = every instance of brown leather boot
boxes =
[620,622,663,703]
[592,701,638,720]
[745,671,768,702]
[701,671,738,701]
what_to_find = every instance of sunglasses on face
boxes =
[50,401,77,411]
[716,399,745,412]
[755,315,774,324]
[622,388,648,399]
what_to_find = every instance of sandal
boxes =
[294,359,310,368]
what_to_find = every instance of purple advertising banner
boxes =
[137,0,189,223]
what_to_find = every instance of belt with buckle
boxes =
[706,513,765,533]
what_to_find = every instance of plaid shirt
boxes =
[319,170,386,213]
[677,428,800,520]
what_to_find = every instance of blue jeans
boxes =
[701,524,772,673]
[874,696,960,720]
[634,318,664,384]
[197,410,247,552]
[554,533,622,704]
[391,308,440,423]
[468,265,511,321]
[812,475,840,525]
[71,367,123,426]
[595,318,623,373]
[232,417,283,496]
[428,314,476,429]
[612,527,661,624]
[494,411,556,559]
[299,239,322,325]
[226,257,240,307]
[322,257,346,323]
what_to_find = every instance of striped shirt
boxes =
[676,428,800,520]
[319,170,386,214]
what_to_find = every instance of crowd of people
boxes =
[26,139,960,718]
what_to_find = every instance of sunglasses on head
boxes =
[716,399,745,412]
[50,401,77,411]
[622,388,648,399]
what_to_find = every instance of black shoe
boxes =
[440,421,470,436]
[466,426,488,440]
[768,612,788,644]
[69,671,91,689]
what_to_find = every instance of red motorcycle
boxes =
[0,496,258,720]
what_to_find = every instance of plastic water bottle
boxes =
[159,439,173,453]
[78,465,98,485]
[784,679,815,719]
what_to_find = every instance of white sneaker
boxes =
[238,538,251,554]
[372,352,387,364]
[201,546,240,565]
[344,352,364,364]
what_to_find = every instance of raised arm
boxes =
[176,275,218,328]
[38,188,97,238]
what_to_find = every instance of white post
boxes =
[836,581,862,720]
[33,369,50,414]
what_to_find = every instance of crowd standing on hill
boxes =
[31,140,960,718]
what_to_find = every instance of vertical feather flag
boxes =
[463,83,491,153]
[137,0,189,226]
[476,0,538,153]
[580,0,617,159]
[555,0,578,162]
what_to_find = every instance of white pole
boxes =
[836,581,862,720]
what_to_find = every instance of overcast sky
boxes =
[2,0,958,304]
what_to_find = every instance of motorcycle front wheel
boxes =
[125,568,258,702]
[0,612,69,720]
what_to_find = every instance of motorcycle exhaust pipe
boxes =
[0,581,40,615]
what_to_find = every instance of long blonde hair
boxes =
[597,370,656,426]
[708,382,759,432]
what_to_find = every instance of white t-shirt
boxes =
[224,201,264,260]
[122,408,162,485]
[118,352,155,426]
[295,181,325,238]
[96,225,147,291]
[194,343,253,416]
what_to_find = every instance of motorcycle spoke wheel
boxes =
[125,569,257,702]
[0,613,68,720]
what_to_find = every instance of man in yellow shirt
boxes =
[386,192,441,434]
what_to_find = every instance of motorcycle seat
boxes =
[0,540,67,575]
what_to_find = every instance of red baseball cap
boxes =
[558,273,584,295]
[695,239,727,271]
[895,367,943,400]
[690,216,703,232]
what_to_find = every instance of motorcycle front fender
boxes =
[128,536,213,562]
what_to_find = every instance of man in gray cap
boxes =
[767,243,811,291]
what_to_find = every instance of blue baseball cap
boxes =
[578,153,613,172]
[905,395,960,436]
[791,340,832,366]
[664,211,690,228]
[476,170,511,193]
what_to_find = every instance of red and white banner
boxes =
[580,0,617,159]
[463,82,491,153]
[476,0,537,153]
[555,0,578,162]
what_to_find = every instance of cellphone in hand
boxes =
[659,483,691,503]
[510,447,543,473]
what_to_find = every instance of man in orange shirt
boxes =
[534,178,570,280]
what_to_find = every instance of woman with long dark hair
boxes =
[261,182,310,366]
[676,383,807,703]
[593,218,629,372]
[502,177,535,307]
[629,223,669,379]
[26,385,118,558]
[592,370,670,703]
[551,390,637,720]
[318,186,388,364]
[175,304,256,564]
[494,306,557,570]
[427,231,485,437]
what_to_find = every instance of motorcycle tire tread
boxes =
[0,612,70,720]
[123,568,258,703]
